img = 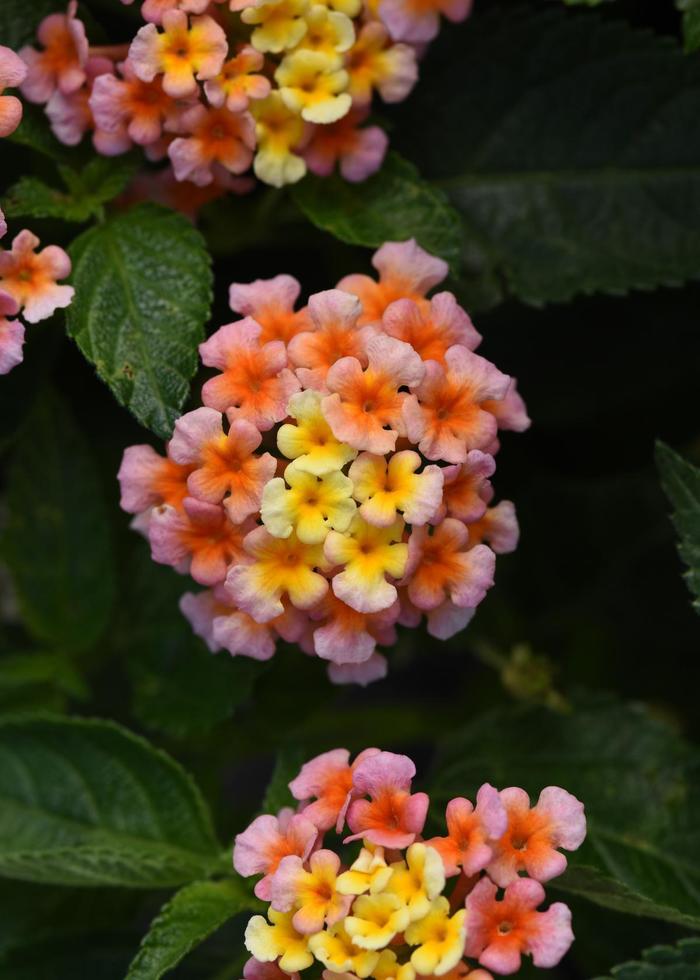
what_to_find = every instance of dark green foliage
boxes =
[66,205,212,438]
[656,442,700,612]
[1,390,115,652]
[595,939,700,979]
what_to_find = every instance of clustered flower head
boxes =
[16,0,473,210]
[118,239,529,684]
[235,748,587,978]
[0,48,74,376]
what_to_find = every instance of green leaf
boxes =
[0,0,58,48]
[292,152,463,273]
[431,696,700,929]
[0,714,223,887]
[401,8,700,309]
[262,745,306,814]
[3,158,139,224]
[126,879,255,980]
[0,652,88,714]
[1,390,115,653]
[678,1,700,52]
[655,442,700,613]
[594,938,700,979]
[123,549,265,739]
[66,204,212,439]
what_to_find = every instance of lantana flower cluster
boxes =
[118,239,529,685]
[0,46,74,376]
[16,0,472,205]
[235,748,587,978]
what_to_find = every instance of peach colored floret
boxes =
[465,877,574,974]
[0,229,74,324]
[487,786,586,887]
[338,238,447,328]
[382,292,481,364]
[0,46,28,136]
[229,274,312,346]
[234,808,318,900]
[403,345,511,464]
[149,498,253,585]
[287,288,371,391]
[406,518,495,611]
[199,317,300,430]
[20,1,88,104]
[169,104,256,185]
[322,334,424,455]
[169,408,278,523]
[345,750,429,848]
[425,786,506,877]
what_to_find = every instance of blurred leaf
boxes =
[655,442,700,613]
[262,745,306,814]
[401,8,700,309]
[126,879,255,980]
[124,549,266,739]
[66,204,212,439]
[6,104,75,162]
[1,389,115,652]
[594,938,700,979]
[0,714,223,886]
[293,152,462,273]
[4,157,139,224]
[432,696,700,929]
[0,879,143,961]
[0,936,137,980]
[678,1,700,52]
[0,652,87,714]
[0,0,58,48]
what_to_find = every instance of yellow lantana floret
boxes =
[253,91,307,187]
[404,897,467,977]
[275,49,351,123]
[344,893,411,951]
[296,4,355,58]
[278,389,357,476]
[313,0,362,18]
[309,921,380,977]
[337,843,393,896]
[242,0,310,53]
[385,843,446,923]
[324,514,407,613]
[374,949,418,980]
[244,909,314,973]
[261,461,356,543]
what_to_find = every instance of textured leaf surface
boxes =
[66,204,212,438]
[1,391,114,652]
[594,939,700,979]
[0,715,222,886]
[124,550,265,739]
[126,879,255,980]
[4,158,138,223]
[293,152,462,272]
[431,697,700,929]
[401,8,700,308]
[656,442,700,612]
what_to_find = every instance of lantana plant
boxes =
[118,238,529,684]
[16,0,472,200]
[0,45,74,375]
[235,748,587,978]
